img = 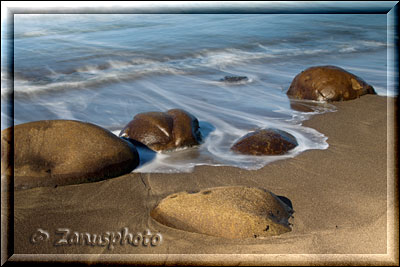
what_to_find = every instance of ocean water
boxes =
[1,14,390,172]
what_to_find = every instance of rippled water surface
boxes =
[1,14,389,172]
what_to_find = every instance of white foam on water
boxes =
[359,40,386,47]
[339,46,357,53]
[8,44,345,98]
[9,37,389,98]
[6,14,392,173]
[104,74,335,173]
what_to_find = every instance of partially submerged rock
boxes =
[219,76,249,83]
[1,120,139,190]
[286,65,376,101]
[150,186,294,239]
[231,129,298,155]
[119,109,202,152]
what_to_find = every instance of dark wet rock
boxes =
[231,129,298,156]
[1,120,139,190]
[286,65,376,102]
[119,109,202,152]
[150,186,294,239]
[220,76,248,83]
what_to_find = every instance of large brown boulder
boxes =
[119,109,202,152]
[231,129,298,156]
[150,186,294,239]
[1,120,139,190]
[286,65,376,101]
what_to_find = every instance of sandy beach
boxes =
[6,94,398,265]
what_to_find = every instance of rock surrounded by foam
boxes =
[1,120,139,190]
[150,186,293,239]
[286,65,376,101]
[119,109,202,152]
[231,129,298,156]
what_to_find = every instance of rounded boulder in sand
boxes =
[1,120,139,190]
[119,109,202,152]
[150,186,293,239]
[286,65,376,101]
[231,129,298,156]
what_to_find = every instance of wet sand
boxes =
[6,94,398,265]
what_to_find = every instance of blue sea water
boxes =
[1,14,391,172]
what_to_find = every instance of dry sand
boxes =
[4,95,398,265]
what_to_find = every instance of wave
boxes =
[7,39,387,97]
[13,21,166,40]
[16,30,51,38]
[338,46,357,53]
[359,40,386,47]
[6,65,184,98]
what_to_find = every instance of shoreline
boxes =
[9,94,398,264]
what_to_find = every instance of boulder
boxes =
[286,65,376,101]
[231,129,298,156]
[150,186,294,239]
[119,109,202,152]
[1,120,139,190]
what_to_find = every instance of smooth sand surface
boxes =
[7,95,398,265]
